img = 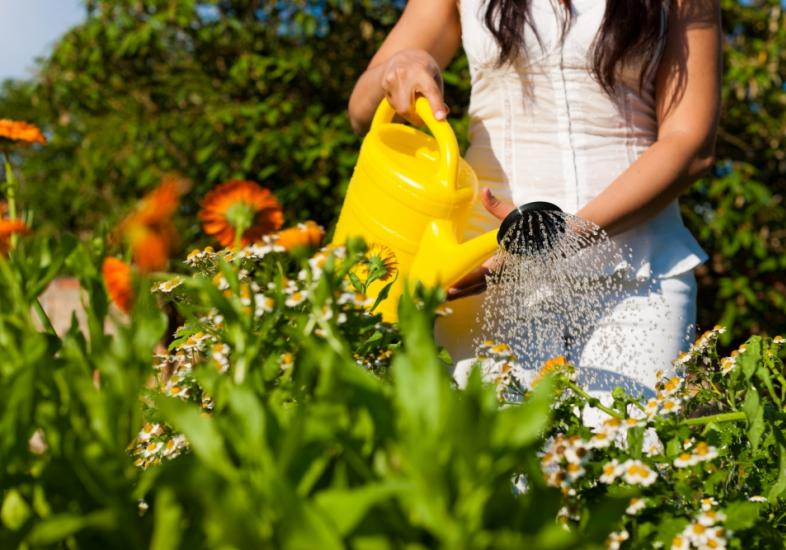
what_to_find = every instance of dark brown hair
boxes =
[483,0,668,94]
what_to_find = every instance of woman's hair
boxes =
[483,0,668,94]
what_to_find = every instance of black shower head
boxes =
[496,201,565,254]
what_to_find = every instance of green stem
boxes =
[564,380,624,419]
[3,153,16,219]
[232,219,249,251]
[3,153,18,249]
[33,298,57,335]
[681,411,747,426]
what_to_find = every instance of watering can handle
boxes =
[370,96,459,190]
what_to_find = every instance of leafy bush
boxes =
[2,224,786,548]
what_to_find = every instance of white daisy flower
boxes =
[154,277,184,293]
[720,356,736,375]
[142,441,163,458]
[620,459,657,486]
[645,398,659,419]
[748,495,768,503]
[697,510,726,526]
[599,459,623,484]
[626,497,646,515]
[660,398,682,415]
[674,452,697,468]
[701,497,718,511]
[606,529,629,550]
[670,534,690,550]
[254,294,275,317]
[565,462,585,482]
[285,291,307,308]
[138,423,163,441]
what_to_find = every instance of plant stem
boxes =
[681,411,747,426]
[3,152,16,219]
[564,380,624,419]
[3,152,18,248]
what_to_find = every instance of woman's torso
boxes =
[458,0,707,279]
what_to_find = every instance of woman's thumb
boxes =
[481,188,515,220]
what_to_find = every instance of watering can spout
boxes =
[409,219,500,289]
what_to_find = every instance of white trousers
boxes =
[439,271,698,399]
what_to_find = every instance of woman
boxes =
[348,0,720,394]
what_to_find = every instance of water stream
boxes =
[475,210,672,395]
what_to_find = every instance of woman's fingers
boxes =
[417,77,448,121]
[447,265,489,301]
[481,187,516,221]
[380,50,448,124]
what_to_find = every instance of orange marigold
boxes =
[118,176,186,273]
[199,180,284,247]
[0,119,46,145]
[0,219,29,255]
[102,257,133,313]
[134,175,188,225]
[274,221,325,251]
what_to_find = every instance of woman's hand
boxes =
[347,0,461,134]
[447,188,515,300]
[380,49,449,125]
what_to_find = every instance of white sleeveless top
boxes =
[458,0,707,279]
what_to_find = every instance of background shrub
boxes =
[0,0,784,343]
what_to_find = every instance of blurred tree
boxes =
[0,0,783,342]
[0,0,461,240]
[681,0,786,343]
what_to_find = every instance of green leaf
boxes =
[26,510,116,545]
[768,432,786,502]
[1,489,31,531]
[492,376,553,448]
[314,483,402,535]
[155,395,236,478]
[739,337,763,381]
[724,501,762,531]
[151,488,183,550]
[742,387,765,450]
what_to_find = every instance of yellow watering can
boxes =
[332,96,502,322]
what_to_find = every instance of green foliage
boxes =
[0,234,591,549]
[681,0,786,343]
[3,228,786,548]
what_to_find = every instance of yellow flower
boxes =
[353,242,398,282]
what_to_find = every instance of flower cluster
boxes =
[644,370,687,419]
[673,440,719,468]
[540,434,591,492]
[474,341,527,401]
[674,325,726,368]
[129,422,189,469]
[671,506,730,550]
[130,221,405,467]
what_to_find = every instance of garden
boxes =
[1,1,785,548]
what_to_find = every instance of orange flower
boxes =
[532,355,570,388]
[133,175,187,225]
[102,257,133,313]
[118,176,186,273]
[0,219,29,255]
[199,180,284,247]
[0,119,46,144]
[274,221,325,251]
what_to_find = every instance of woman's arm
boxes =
[347,0,462,134]
[576,0,722,236]
[448,0,721,300]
